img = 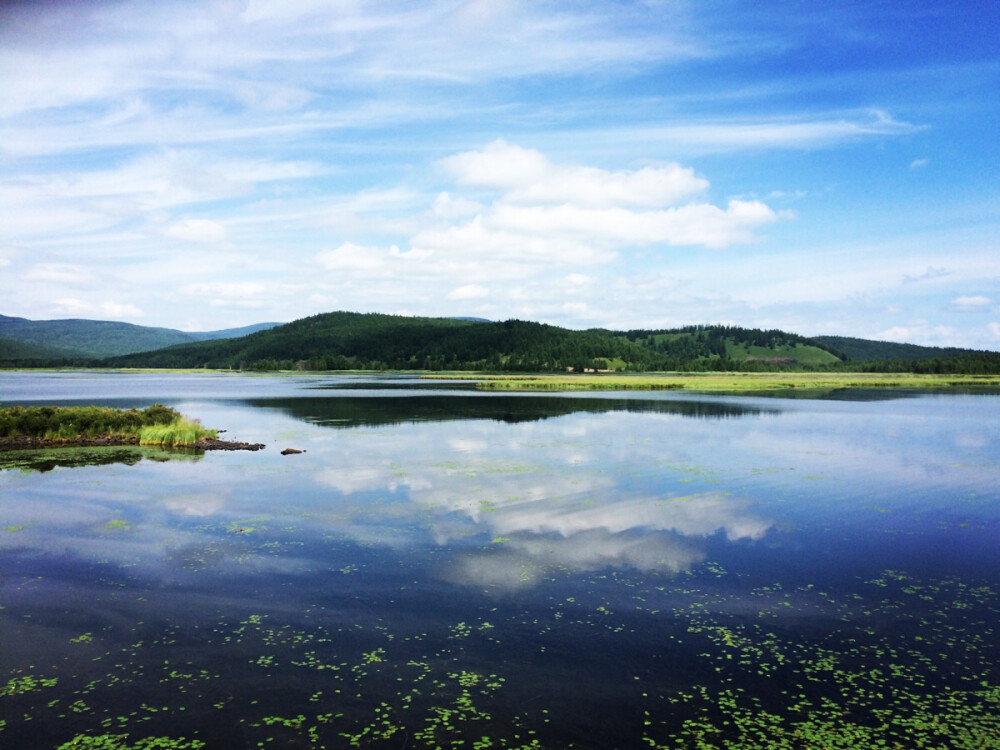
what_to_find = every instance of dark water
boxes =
[1,372,998,749]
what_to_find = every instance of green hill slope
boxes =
[619,325,843,369]
[811,335,982,362]
[0,335,76,362]
[0,315,281,359]
[103,312,661,371]
[103,314,848,372]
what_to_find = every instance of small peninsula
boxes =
[0,404,264,451]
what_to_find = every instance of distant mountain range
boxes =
[1,311,997,373]
[0,314,281,359]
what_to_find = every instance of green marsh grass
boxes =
[427,371,1000,393]
[0,405,216,447]
[138,420,217,447]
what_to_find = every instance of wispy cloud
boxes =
[950,295,993,312]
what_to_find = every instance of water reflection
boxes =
[248,393,778,427]
[443,529,705,590]
[0,446,201,473]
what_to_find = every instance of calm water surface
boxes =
[1,372,998,748]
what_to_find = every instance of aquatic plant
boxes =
[56,734,205,749]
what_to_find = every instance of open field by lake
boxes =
[1,371,998,748]
[435,370,1000,393]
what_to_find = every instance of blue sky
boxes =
[1,0,998,347]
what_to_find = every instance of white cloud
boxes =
[52,298,144,319]
[447,284,489,300]
[988,323,1000,341]
[312,142,782,290]
[410,216,614,268]
[166,219,228,244]
[316,243,431,277]
[441,139,708,208]
[950,295,992,312]
[25,263,96,285]
[432,192,483,219]
[622,109,924,153]
[875,325,963,347]
[178,282,270,308]
[0,0,990,344]
[488,199,779,248]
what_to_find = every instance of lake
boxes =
[1,371,998,749]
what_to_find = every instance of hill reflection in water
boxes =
[247,393,779,428]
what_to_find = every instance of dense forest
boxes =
[91,311,1000,374]
[102,313,661,372]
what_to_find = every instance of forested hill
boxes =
[812,335,979,362]
[101,312,851,372]
[0,335,71,361]
[6,310,998,373]
[102,312,660,371]
[0,314,281,359]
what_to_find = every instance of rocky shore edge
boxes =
[0,435,266,452]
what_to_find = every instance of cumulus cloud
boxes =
[440,140,709,208]
[432,141,780,256]
[314,141,782,293]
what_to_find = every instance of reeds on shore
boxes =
[138,419,217,447]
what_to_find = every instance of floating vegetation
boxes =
[1,567,997,748]
[56,734,206,749]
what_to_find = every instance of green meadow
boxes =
[437,371,1000,393]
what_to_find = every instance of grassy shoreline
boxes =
[0,405,218,448]
[429,371,1000,393]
